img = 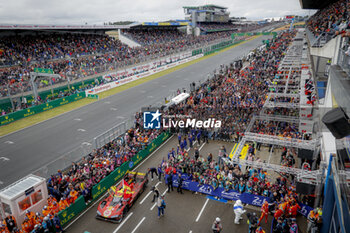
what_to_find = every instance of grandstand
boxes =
[0,20,238,117]
[301,0,350,232]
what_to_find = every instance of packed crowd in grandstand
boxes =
[163,31,293,140]
[0,28,238,101]
[197,23,237,31]
[306,0,350,36]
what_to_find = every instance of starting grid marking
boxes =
[131,217,146,233]
[77,129,86,132]
[4,141,14,144]
[0,157,10,162]
[113,212,134,233]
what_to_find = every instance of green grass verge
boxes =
[0,36,260,137]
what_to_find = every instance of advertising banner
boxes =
[58,196,86,227]
[166,173,312,217]
[0,92,86,126]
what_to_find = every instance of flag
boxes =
[122,179,131,192]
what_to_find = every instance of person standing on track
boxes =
[148,167,158,181]
[212,217,223,233]
[157,195,166,218]
[188,133,193,148]
[177,174,183,194]
[167,173,174,192]
[258,200,269,225]
[194,147,199,161]
[151,186,160,203]
[157,165,163,182]
[177,133,182,145]
[203,129,209,143]
[218,145,226,167]
[196,130,201,145]
[234,200,246,224]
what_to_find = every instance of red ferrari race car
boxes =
[96,171,148,223]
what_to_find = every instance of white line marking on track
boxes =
[74,118,82,121]
[150,202,157,210]
[0,157,10,162]
[113,212,133,233]
[195,198,209,222]
[63,135,174,231]
[116,116,125,119]
[82,142,92,146]
[77,128,86,132]
[140,191,153,205]
[139,181,160,204]
[198,142,206,151]
[131,217,145,233]
[161,188,168,196]
[189,231,192,233]
[104,101,111,104]
[110,107,117,111]
[4,141,14,144]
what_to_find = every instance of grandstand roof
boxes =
[0,23,141,30]
[183,4,227,9]
[141,22,189,26]
[299,0,339,9]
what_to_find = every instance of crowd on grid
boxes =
[162,31,295,141]
[197,23,237,31]
[306,0,350,37]
[155,135,320,233]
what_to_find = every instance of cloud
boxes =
[0,0,314,25]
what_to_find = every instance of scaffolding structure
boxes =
[228,30,322,185]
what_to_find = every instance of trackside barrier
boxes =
[165,173,313,217]
[0,76,102,112]
[54,131,170,228]
[203,40,244,56]
[58,196,86,226]
[91,131,171,200]
[0,92,86,126]
[91,162,130,200]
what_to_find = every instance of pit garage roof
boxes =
[0,175,45,200]
[299,0,339,9]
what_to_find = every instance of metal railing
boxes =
[338,47,350,76]
[93,121,127,149]
[32,142,93,178]
[306,28,334,47]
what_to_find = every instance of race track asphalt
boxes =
[0,35,270,188]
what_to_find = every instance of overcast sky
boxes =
[0,0,316,25]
